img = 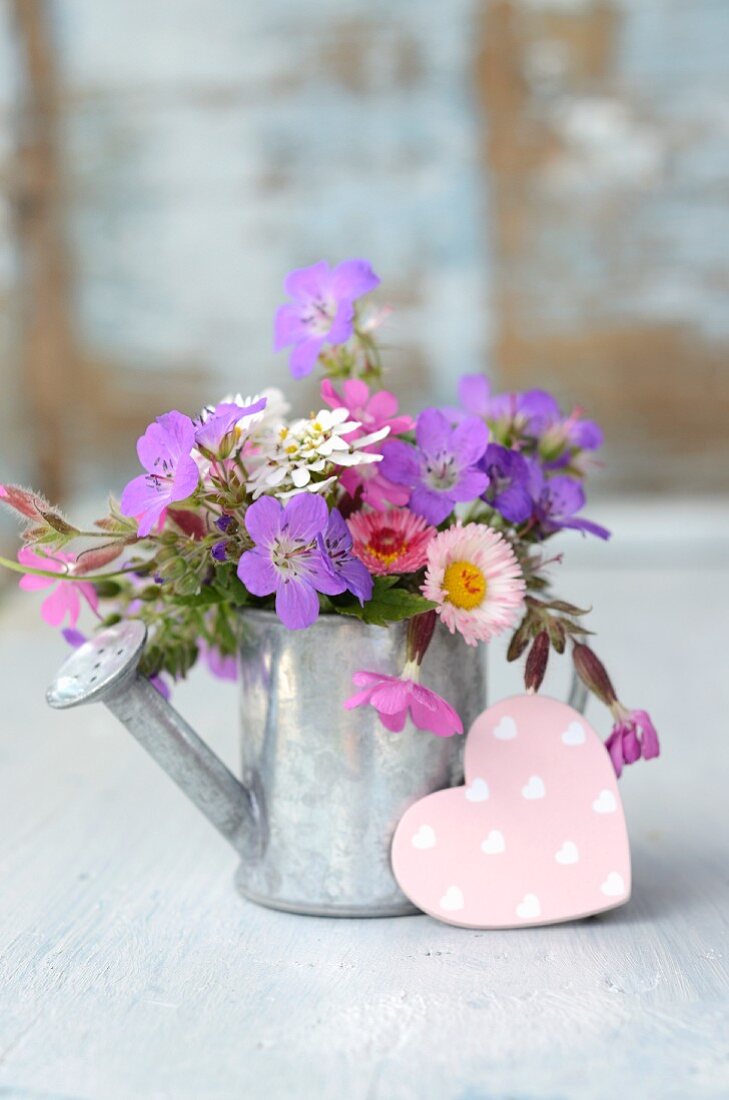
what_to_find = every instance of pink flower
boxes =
[17,546,98,628]
[347,509,435,576]
[344,668,463,737]
[320,378,414,509]
[605,708,660,777]
[422,523,525,646]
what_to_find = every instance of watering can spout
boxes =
[46,622,259,856]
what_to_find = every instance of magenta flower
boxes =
[17,546,98,628]
[381,408,489,525]
[274,259,380,379]
[121,411,200,537]
[345,669,463,737]
[194,396,267,459]
[321,378,413,508]
[237,494,342,630]
[605,709,660,778]
[318,508,373,605]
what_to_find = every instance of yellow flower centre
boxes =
[443,560,487,611]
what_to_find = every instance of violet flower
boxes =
[199,641,237,682]
[457,376,602,459]
[194,397,267,459]
[318,508,373,605]
[481,443,532,524]
[605,709,660,778]
[121,411,199,537]
[274,259,380,379]
[344,668,463,737]
[380,409,489,525]
[528,465,610,540]
[236,494,342,630]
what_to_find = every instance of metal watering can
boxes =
[46,611,586,917]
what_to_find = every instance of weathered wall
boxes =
[0,0,727,501]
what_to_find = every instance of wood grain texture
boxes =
[0,501,727,1099]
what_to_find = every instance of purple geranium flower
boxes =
[457,375,603,459]
[121,411,200,537]
[528,465,610,540]
[318,508,373,605]
[380,409,489,525]
[194,397,267,459]
[274,259,380,379]
[237,494,342,630]
[481,443,533,524]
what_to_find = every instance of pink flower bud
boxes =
[572,643,617,706]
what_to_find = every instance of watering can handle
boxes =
[46,621,258,855]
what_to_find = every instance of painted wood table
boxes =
[0,502,727,1100]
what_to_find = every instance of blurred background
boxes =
[1,0,728,543]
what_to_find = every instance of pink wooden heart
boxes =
[392,694,631,928]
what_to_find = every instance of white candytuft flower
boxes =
[246,407,389,499]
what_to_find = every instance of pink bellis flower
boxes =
[237,494,344,630]
[345,664,463,738]
[17,546,98,628]
[274,259,380,379]
[605,708,660,778]
[121,411,200,537]
[347,509,435,576]
[320,378,414,509]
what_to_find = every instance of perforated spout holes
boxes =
[46,620,148,709]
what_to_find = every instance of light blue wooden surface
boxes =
[0,501,727,1099]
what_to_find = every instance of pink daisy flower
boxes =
[17,546,99,628]
[344,668,463,737]
[422,523,525,646]
[346,509,435,576]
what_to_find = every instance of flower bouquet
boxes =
[1,259,658,774]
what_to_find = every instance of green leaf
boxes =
[172,587,227,608]
[334,579,437,627]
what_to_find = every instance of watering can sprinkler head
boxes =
[46,621,260,857]
[46,620,147,710]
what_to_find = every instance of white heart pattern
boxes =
[465,777,490,802]
[516,893,541,920]
[440,885,465,911]
[521,775,546,800]
[561,721,586,746]
[593,789,617,814]
[481,829,505,855]
[493,715,517,740]
[555,841,579,865]
[601,871,625,897]
[412,825,436,850]
[391,694,631,929]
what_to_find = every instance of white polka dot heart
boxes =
[392,694,631,928]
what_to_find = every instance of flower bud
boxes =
[572,643,617,706]
[525,630,549,693]
[406,610,437,666]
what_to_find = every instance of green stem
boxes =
[0,554,146,584]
